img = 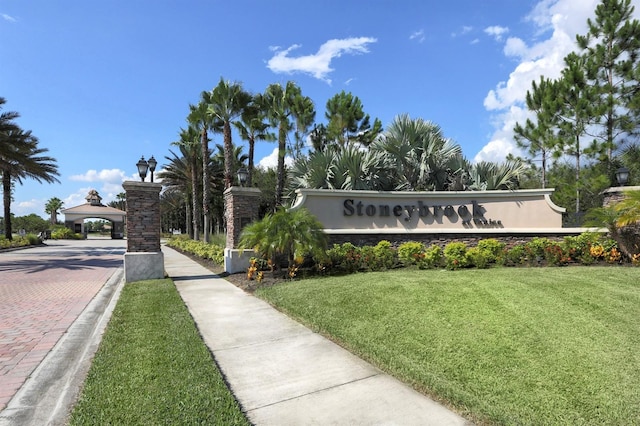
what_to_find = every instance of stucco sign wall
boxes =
[290,188,566,234]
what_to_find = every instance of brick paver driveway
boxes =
[0,238,125,411]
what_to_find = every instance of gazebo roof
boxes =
[61,190,125,219]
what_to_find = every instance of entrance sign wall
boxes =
[290,188,568,236]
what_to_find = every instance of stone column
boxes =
[223,186,261,273]
[123,181,164,282]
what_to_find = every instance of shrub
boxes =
[503,244,527,266]
[476,239,505,263]
[397,241,425,266]
[444,242,469,270]
[525,237,552,264]
[543,242,570,266]
[466,247,490,269]
[326,242,363,273]
[417,244,443,269]
[51,228,82,240]
[166,237,224,265]
[372,240,397,270]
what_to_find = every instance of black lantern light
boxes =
[137,156,149,182]
[136,155,157,182]
[615,167,630,186]
[148,156,157,183]
[237,167,249,187]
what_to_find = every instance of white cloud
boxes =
[475,0,610,163]
[2,14,16,22]
[266,37,377,84]
[69,168,127,183]
[257,147,294,170]
[452,25,473,38]
[409,29,425,43]
[484,25,509,41]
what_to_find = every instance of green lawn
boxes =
[69,279,249,425]
[256,266,640,425]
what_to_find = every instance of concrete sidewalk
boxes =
[163,245,472,425]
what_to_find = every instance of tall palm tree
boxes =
[261,81,315,207]
[234,95,274,186]
[208,78,252,189]
[1,128,59,239]
[214,143,248,178]
[157,148,194,238]
[44,197,64,225]
[166,127,202,240]
[188,100,212,241]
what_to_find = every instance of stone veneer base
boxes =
[124,252,165,283]
[224,248,255,274]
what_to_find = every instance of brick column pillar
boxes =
[123,181,164,282]
[224,186,262,249]
[223,186,261,273]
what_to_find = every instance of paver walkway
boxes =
[0,239,125,411]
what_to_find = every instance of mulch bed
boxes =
[170,248,287,293]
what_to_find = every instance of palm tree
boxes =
[167,127,202,240]
[585,190,640,259]
[208,78,252,189]
[107,192,126,211]
[289,145,395,192]
[234,95,274,186]
[188,100,213,241]
[261,81,315,207]
[467,160,529,191]
[1,128,59,239]
[0,97,19,138]
[372,114,463,190]
[44,197,64,225]
[615,190,640,228]
[239,207,327,274]
[214,143,248,179]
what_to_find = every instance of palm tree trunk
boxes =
[202,127,211,243]
[248,136,255,187]
[275,123,287,207]
[3,173,13,240]
[191,155,200,241]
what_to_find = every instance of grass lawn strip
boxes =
[69,279,249,425]
[256,266,640,425]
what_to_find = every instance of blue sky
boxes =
[1,0,630,219]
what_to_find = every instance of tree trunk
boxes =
[192,155,200,241]
[275,123,287,207]
[3,173,13,240]
[202,127,210,243]
[248,136,255,187]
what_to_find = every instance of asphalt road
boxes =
[0,237,126,425]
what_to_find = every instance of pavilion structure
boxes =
[61,190,125,238]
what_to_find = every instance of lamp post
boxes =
[148,156,157,182]
[237,167,249,187]
[136,155,157,182]
[136,156,149,182]
[616,167,630,186]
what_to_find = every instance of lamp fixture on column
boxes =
[237,167,249,187]
[615,167,629,186]
[136,155,157,182]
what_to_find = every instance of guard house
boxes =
[61,190,126,238]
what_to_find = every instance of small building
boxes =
[61,190,126,238]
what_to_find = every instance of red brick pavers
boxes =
[0,238,125,411]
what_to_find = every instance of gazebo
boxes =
[61,190,126,238]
